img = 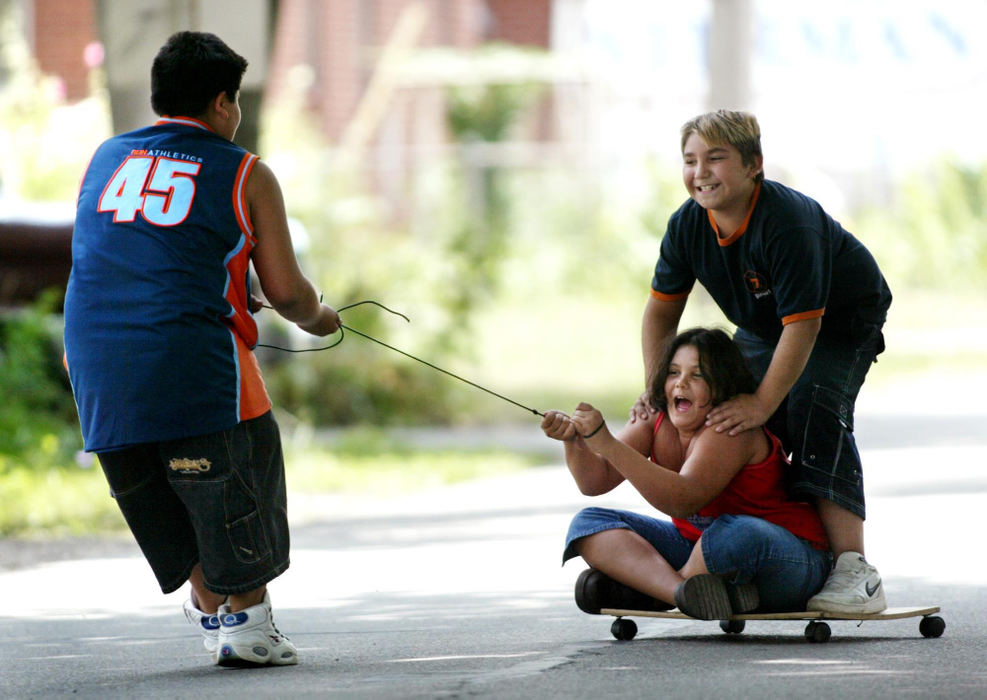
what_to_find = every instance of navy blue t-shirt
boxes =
[651,179,891,342]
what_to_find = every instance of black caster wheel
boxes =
[919,615,945,638]
[611,618,638,641]
[804,620,831,643]
[720,619,746,634]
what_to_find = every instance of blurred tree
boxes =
[853,158,987,291]
[436,81,541,353]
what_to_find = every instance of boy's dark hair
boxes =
[151,31,248,117]
[648,327,758,413]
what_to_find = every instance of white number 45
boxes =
[98,155,201,226]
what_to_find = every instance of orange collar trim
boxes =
[708,182,761,247]
[155,116,215,133]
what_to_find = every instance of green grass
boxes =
[1,290,982,538]
[0,431,541,537]
[284,426,540,496]
[0,463,127,537]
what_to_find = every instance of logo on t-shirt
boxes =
[744,270,772,299]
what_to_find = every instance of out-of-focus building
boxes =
[5,0,986,306]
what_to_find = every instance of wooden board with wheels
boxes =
[599,606,945,643]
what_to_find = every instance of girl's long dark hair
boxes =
[648,327,758,412]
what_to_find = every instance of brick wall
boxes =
[31,0,98,102]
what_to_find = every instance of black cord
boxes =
[255,299,544,417]
[256,300,410,353]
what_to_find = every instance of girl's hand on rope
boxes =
[541,410,578,442]
[571,402,609,445]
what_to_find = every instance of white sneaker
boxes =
[807,551,887,614]
[216,592,298,667]
[183,598,220,656]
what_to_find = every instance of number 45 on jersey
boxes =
[98,155,201,226]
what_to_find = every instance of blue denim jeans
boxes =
[733,322,885,519]
[564,507,831,612]
[97,411,290,595]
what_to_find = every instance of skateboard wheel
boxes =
[804,621,831,643]
[611,618,637,641]
[919,615,945,638]
[720,619,745,634]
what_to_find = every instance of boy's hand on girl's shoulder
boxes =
[629,391,658,423]
[705,393,770,436]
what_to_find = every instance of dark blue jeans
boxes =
[564,507,831,612]
[733,322,885,519]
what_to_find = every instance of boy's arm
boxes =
[705,316,821,435]
[632,295,687,421]
[247,161,340,336]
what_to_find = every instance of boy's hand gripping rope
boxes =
[256,300,544,417]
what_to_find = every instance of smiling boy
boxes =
[635,110,892,614]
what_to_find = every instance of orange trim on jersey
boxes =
[234,332,272,421]
[155,116,214,132]
[233,153,257,237]
[782,308,825,325]
[224,237,258,348]
[650,288,691,302]
[221,152,261,351]
[709,181,762,246]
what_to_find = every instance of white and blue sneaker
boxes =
[216,592,298,667]
[183,598,221,657]
[807,551,887,614]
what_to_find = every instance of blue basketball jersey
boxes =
[65,117,271,452]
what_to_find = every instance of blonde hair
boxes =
[680,110,763,183]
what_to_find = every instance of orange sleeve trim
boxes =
[782,308,825,325]
[233,153,258,238]
[650,288,691,302]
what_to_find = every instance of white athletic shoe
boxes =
[216,593,298,667]
[183,598,220,657]
[807,551,887,614]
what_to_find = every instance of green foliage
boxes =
[0,292,82,470]
[256,66,545,424]
[852,159,987,291]
[432,81,543,354]
[446,83,534,142]
[0,463,125,536]
[259,340,457,427]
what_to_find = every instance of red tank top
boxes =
[652,413,829,550]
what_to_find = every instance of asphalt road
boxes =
[2,410,986,699]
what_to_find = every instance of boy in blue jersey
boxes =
[64,32,340,666]
[633,110,891,614]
